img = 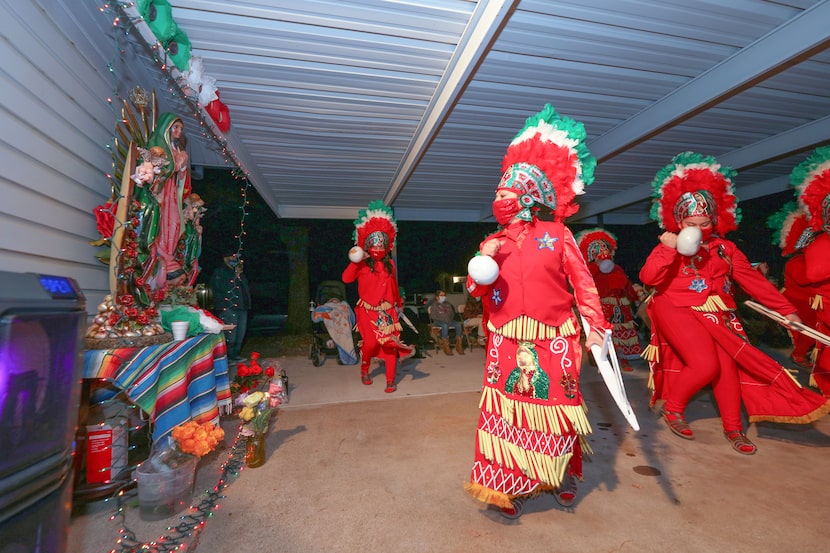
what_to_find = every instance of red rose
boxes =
[118,294,135,306]
[251,352,261,360]
[265,366,275,378]
[125,307,139,318]
[136,313,150,325]
[94,202,115,239]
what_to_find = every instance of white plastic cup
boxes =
[171,321,189,341]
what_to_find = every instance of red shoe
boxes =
[554,474,578,507]
[384,380,397,393]
[498,497,526,519]
[662,410,694,440]
[724,429,757,455]
[361,371,372,385]
[790,354,812,369]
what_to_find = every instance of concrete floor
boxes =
[68,344,830,553]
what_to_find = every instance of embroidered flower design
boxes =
[559,373,577,399]
[689,278,708,293]
[486,361,501,384]
[491,288,503,306]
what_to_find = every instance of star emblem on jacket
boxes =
[491,288,503,306]
[689,278,708,293]
[535,231,558,251]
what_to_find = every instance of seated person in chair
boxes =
[428,290,464,355]
[462,295,486,346]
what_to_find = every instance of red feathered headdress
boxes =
[498,104,596,221]
[791,146,830,233]
[767,202,815,257]
[353,200,397,254]
[574,227,617,262]
[649,152,740,235]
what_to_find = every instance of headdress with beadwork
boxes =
[574,227,617,262]
[649,151,740,235]
[791,146,830,233]
[767,201,815,257]
[353,200,397,254]
[498,104,596,221]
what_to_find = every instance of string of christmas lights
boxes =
[106,424,246,553]
[219,171,251,311]
[85,5,261,552]
[103,1,252,179]
[95,1,253,332]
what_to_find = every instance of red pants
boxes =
[651,300,742,430]
[355,306,400,383]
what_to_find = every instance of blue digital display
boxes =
[38,275,78,299]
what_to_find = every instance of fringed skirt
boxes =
[465,316,591,509]
[601,297,642,358]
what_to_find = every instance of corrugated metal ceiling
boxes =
[81,0,830,223]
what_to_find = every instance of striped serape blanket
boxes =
[83,333,231,446]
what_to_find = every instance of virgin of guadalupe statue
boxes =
[146,113,191,290]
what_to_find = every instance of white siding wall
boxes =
[1,1,144,315]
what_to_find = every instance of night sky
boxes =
[192,169,794,316]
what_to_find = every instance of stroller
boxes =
[308,280,360,366]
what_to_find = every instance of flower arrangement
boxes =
[232,353,288,437]
[171,420,225,458]
[231,352,276,394]
[238,391,274,436]
[139,420,225,479]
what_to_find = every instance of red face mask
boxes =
[492,198,521,226]
[699,227,713,242]
[368,248,386,260]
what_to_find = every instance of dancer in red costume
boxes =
[575,228,642,370]
[789,146,830,396]
[463,105,610,518]
[766,203,817,369]
[342,201,413,393]
[641,152,830,455]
